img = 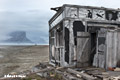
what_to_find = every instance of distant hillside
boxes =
[4,31,33,43]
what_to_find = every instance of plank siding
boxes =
[106,30,117,68]
[77,32,91,67]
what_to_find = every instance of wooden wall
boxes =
[106,30,120,68]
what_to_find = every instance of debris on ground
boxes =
[1,62,120,80]
[114,67,120,72]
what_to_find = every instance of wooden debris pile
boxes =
[30,63,120,80]
[1,62,119,80]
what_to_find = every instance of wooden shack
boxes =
[49,4,120,69]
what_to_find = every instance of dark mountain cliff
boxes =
[4,31,32,43]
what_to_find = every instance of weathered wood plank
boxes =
[67,68,96,80]
[106,30,117,69]
[117,31,120,67]
[77,32,91,67]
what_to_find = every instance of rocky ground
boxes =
[0,45,120,80]
[1,62,120,80]
[0,45,49,77]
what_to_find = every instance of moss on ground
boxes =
[22,74,47,80]
[22,72,63,80]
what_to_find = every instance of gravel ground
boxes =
[0,45,49,77]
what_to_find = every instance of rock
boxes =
[43,72,49,77]
[35,62,47,69]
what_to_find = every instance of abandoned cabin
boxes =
[49,4,120,69]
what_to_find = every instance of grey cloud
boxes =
[0,0,120,44]
[0,10,50,44]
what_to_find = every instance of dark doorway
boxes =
[90,33,97,65]
[65,27,69,64]
[73,21,85,46]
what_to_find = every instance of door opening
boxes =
[90,33,97,66]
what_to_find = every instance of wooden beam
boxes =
[67,68,97,80]
[88,24,117,28]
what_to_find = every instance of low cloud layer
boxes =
[0,0,120,44]
[0,10,50,44]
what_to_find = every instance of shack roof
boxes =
[49,4,120,23]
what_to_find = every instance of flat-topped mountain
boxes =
[4,31,32,43]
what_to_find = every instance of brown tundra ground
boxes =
[0,45,49,77]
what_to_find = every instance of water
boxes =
[0,43,49,46]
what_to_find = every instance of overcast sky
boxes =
[0,0,120,44]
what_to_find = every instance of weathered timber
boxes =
[77,32,91,67]
[106,30,118,68]
[67,68,97,80]
[49,4,120,69]
[31,67,54,75]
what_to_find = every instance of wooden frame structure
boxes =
[49,4,120,69]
